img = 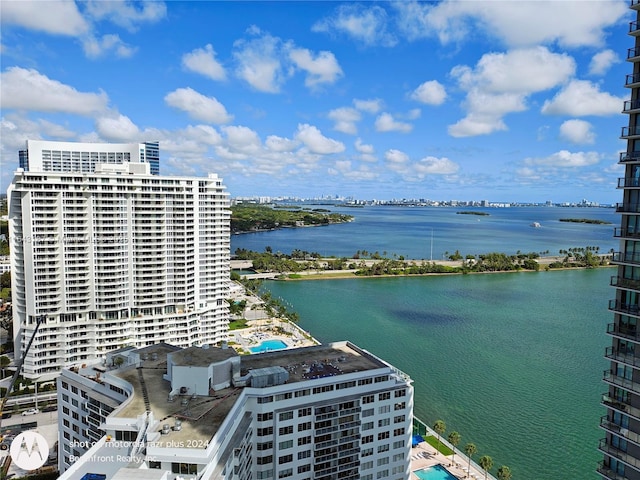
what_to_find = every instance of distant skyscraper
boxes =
[600,3,640,479]
[17,139,160,175]
[8,160,230,380]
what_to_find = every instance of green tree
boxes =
[448,431,461,465]
[497,465,512,480]
[433,420,446,453]
[0,303,12,340]
[479,455,493,480]
[464,443,477,477]
[0,355,9,379]
[0,271,10,289]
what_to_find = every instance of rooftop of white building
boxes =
[72,341,391,450]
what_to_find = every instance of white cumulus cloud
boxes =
[295,124,345,154]
[289,47,343,87]
[266,135,298,152]
[414,156,459,175]
[182,44,227,81]
[411,80,447,105]
[328,107,361,135]
[448,47,575,137]
[96,113,140,142]
[1,0,89,36]
[233,30,286,93]
[312,4,397,47]
[164,87,233,124]
[0,67,108,115]
[394,0,626,48]
[375,113,413,133]
[83,34,137,59]
[454,47,575,94]
[354,98,383,114]
[525,150,601,167]
[84,0,167,32]
[385,149,410,164]
[559,119,596,144]
[589,49,619,76]
[541,80,624,116]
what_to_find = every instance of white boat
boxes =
[530,222,541,228]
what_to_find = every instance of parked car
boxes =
[41,406,56,413]
[21,408,40,416]
[1,412,11,419]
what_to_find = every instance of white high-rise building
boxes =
[8,161,230,380]
[57,341,414,480]
[18,139,160,175]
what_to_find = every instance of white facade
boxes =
[57,342,414,480]
[19,139,160,175]
[8,162,230,380]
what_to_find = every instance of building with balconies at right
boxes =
[600,2,640,479]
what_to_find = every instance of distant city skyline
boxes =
[0,1,631,203]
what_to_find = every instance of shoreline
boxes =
[251,255,615,282]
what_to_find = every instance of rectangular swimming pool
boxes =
[249,339,288,353]
[413,464,458,480]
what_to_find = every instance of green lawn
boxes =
[425,435,454,456]
[229,319,249,330]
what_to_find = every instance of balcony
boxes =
[602,393,640,422]
[615,228,640,240]
[632,20,640,36]
[601,415,640,445]
[628,46,640,61]
[624,99,640,114]
[616,202,640,213]
[597,461,630,480]
[621,126,640,139]
[599,438,640,470]
[612,252,640,266]
[606,346,640,370]
[618,177,640,188]
[611,276,640,291]
[633,0,640,10]
[609,300,640,318]
[603,369,640,395]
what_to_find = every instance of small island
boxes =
[456,211,490,216]
[231,204,353,234]
[559,218,612,225]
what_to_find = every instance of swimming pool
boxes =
[250,339,288,353]
[413,464,458,480]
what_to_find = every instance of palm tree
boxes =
[479,455,493,480]
[497,465,512,480]
[464,443,477,478]
[433,420,446,453]
[448,431,461,465]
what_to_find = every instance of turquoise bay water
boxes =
[266,269,610,480]
[233,206,616,479]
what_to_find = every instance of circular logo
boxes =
[9,431,49,471]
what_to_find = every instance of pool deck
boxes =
[410,440,494,480]
[231,317,319,353]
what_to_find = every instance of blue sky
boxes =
[0,1,633,203]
